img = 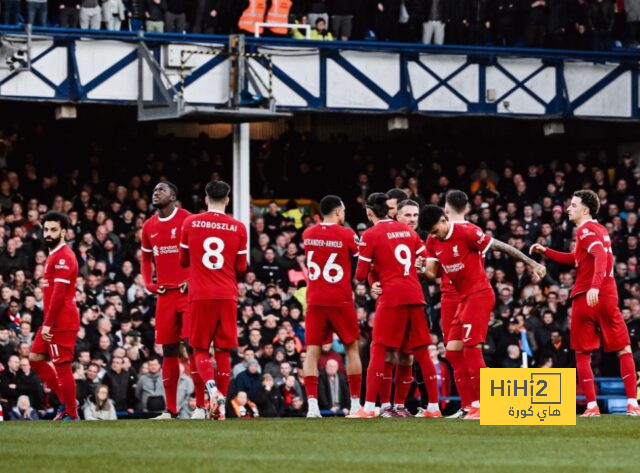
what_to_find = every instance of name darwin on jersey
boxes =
[190,221,238,232]
[387,231,411,239]
[304,239,344,248]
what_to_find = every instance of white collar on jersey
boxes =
[577,219,598,229]
[158,207,178,222]
[444,221,456,241]
[49,242,66,255]
[320,222,336,226]
[208,209,225,214]
[375,219,393,225]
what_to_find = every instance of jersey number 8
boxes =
[307,251,344,283]
[202,237,225,270]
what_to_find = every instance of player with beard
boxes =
[141,181,205,419]
[29,212,80,420]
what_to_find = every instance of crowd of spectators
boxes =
[0,119,639,420]
[1,0,640,50]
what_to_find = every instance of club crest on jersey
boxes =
[171,228,177,239]
[453,245,460,257]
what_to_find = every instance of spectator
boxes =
[317,359,349,415]
[176,363,194,416]
[80,0,103,28]
[1,0,21,25]
[235,359,262,402]
[255,373,283,417]
[0,355,23,411]
[329,0,353,40]
[26,0,48,26]
[421,0,447,45]
[502,345,522,368]
[135,357,165,414]
[102,0,126,30]
[144,0,167,31]
[83,384,118,420]
[492,0,518,46]
[102,356,134,413]
[58,1,81,28]
[589,0,614,50]
[9,395,40,421]
[18,358,45,413]
[164,0,187,32]
[308,0,330,29]
[230,391,259,418]
[282,394,305,417]
[467,0,492,44]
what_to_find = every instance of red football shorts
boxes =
[305,305,359,346]
[453,288,495,347]
[440,292,461,344]
[31,328,77,365]
[189,299,238,350]
[155,290,189,345]
[571,293,630,352]
[373,304,430,351]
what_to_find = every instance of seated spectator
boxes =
[317,359,349,415]
[503,345,522,368]
[135,357,165,414]
[83,384,118,420]
[230,391,259,418]
[235,359,262,403]
[255,373,283,417]
[9,395,40,421]
[283,394,305,417]
[102,356,134,413]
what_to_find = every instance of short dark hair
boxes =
[397,199,420,212]
[366,193,389,219]
[445,190,468,213]
[386,188,408,203]
[419,205,445,232]
[158,180,178,197]
[573,189,600,217]
[319,195,343,217]
[205,180,231,202]
[42,211,69,230]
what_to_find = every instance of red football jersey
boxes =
[180,210,248,301]
[355,219,425,307]
[141,207,191,287]
[547,220,618,298]
[43,243,79,332]
[303,223,359,307]
[425,222,492,298]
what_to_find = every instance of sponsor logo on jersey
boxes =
[54,258,69,270]
[154,245,179,256]
[443,262,465,273]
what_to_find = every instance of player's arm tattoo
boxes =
[490,239,538,267]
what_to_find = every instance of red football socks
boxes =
[446,349,473,408]
[305,375,319,399]
[463,346,485,402]
[380,361,394,404]
[365,343,387,404]
[55,362,77,418]
[414,347,439,404]
[162,356,180,415]
[576,352,597,404]
[214,349,231,397]
[194,349,215,388]
[618,352,637,400]
[31,360,62,400]
[393,364,413,405]
[347,373,362,400]
[188,352,206,407]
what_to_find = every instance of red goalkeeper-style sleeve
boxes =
[589,243,607,290]
[545,248,576,266]
[179,247,190,268]
[43,282,67,328]
[141,251,158,293]
[355,258,371,282]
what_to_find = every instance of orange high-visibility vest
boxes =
[266,0,292,35]
[238,0,267,35]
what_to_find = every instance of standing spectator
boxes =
[83,384,118,420]
[125,0,146,30]
[589,0,614,50]
[492,0,518,46]
[102,0,126,30]
[263,201,284,241]
[102,356,133,413]
[626,0,640,46]
[375,0,401,41]
[329,0,354,40]
[467,0,491,44]
[164,0,187,32]
[58,1,81,27]
[523,0,546,48]
[547,0,572,48]
[235,359,262,402]
[80,0,103,29]
[422,0,447,45]
[317,359,349,415]
[1,0,21,24]
[144,0,166,31]
[8,395,39,421]
[26,0,48,26]
[0,239,29,281]
[308,0,330,29]
[135,357,166,414]
[570,0,591,49]
[446,0,468,43]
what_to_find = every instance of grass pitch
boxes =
[2,416,639,473]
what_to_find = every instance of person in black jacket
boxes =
[101,356,134,413]
[493,0,518,45]
[467,0,491,44]
[446,0,469,43]
[589,0,614,50]
[255,373,283,417]
[523,0,547,48]
[547,0,572,48]
[317,359,350,415]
